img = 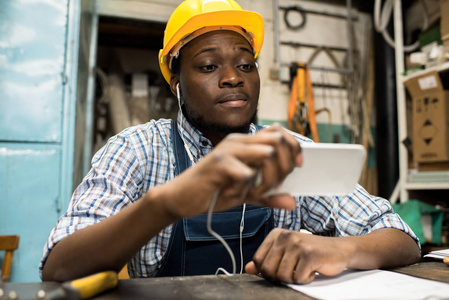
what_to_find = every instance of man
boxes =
[40,0,420,284]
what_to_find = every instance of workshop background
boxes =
[1,0,448,282]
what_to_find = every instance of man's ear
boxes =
[169,76,180,98]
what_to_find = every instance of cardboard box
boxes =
[441,0,449,41]
[404,71,449,162]
[444,37,449,48]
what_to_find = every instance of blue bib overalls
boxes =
[156,121,274,276]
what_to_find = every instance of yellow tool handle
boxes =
[66,271,118,299]
[443,257,449,265]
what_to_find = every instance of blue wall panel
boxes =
[0,1,68,142]
[0,143,61,282]
[0,0,76,283]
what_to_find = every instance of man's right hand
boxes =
[153,124,303,220]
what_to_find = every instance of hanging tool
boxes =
[35,271,118,300]
[306,46,342,142]
[287,62,319,142]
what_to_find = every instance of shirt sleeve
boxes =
[39,131,144,278]
[297,184,420,248]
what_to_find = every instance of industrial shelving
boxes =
[390,0,449,203]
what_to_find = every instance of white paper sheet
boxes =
[424,248,449,260]
[287,269,449,300]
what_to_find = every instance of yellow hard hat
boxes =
[159,0,264,83]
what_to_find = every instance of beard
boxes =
[183,103,257,135]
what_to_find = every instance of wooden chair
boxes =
[0,235,20,283]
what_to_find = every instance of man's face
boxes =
[174,30,260,140]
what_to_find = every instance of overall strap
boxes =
[156,120,190,277]
[171,120,190,176]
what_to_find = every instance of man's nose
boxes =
[219,65,243,87]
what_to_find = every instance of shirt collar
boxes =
[176,109,259,161]
[176,110,210,161]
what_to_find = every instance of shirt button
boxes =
[201,141,208,146]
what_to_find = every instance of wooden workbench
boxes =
[2,261,448,299]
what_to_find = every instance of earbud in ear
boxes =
[176,83,182,111]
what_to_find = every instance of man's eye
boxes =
[239,64,253,71]
[200,65,217,72]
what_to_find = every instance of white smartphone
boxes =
[265,143,366,197]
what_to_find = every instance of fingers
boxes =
[254,125,302,193]
[293,258,316,284]
[222,125,302,196]
[245,261,258,274]
[249,229,321,284]
[249,228,280,280]
[262,124,302,168]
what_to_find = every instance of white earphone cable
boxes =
[239,203,246,274]
[207,189,236,276]
[177,84,196,164]
[177,83,246,276]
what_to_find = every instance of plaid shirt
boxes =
[40,111,419,278]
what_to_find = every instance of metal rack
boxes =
[273,0,356,75]
[390,0,449,203]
